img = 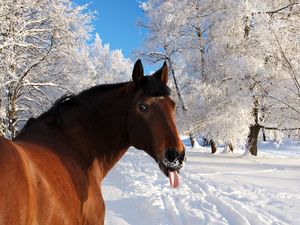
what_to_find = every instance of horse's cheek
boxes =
[127,114,151,149]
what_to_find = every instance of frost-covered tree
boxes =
[140,0,254,150]
[0,0,93,138]
[140,0,300,156]
[90,33,132,84]
[210,0,300,155]
[139,0,189,111]
[176,73,253,150]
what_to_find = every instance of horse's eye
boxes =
[138,103,148,112]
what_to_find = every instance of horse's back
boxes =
[0,136,29,225]
[0,136,105,225]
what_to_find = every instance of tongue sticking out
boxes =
[168,170,180,188]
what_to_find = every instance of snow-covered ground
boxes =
[103,140,300,225]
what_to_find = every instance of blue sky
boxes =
[73,0,158,73]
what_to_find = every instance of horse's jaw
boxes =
[158,161,182,188]
[138,147,184,188]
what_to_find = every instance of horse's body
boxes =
[0,60,185,225]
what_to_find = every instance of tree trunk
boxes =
[6,7,18,139]
[196,26,206,80]
[244,16,250,38]
[210,139,217,154]
[0,99,4,137]
[7,87,17,139]
[246,99,260,156]
[189,133,195,148]
[228,141,234,152]
[168,60,188,111]
[262,128,266,141]
[246,124,261,156]
[223,141,234,153]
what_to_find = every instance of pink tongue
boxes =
[168,170,180,188]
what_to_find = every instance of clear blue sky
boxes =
[73,0,158,73]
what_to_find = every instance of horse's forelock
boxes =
[140,76,171,97]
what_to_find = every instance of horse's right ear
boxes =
[132,59,144,86]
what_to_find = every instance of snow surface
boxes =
[103,140,300,225]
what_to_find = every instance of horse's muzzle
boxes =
[164,148,185,165]
[158,148,185,177]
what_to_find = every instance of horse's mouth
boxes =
[158,162,181,176]
[158,161,183,188]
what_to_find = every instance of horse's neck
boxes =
[16,84,132,181]
[65,86,132,180]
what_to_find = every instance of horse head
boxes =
[127,59,185,188]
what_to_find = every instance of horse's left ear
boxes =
[153,61,168,85]
[132,59,144,86]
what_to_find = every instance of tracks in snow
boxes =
[103,148,300,225]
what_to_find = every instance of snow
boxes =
[103,140,300,225]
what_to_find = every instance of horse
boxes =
[0,59,185,225]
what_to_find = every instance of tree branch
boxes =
[13,31,55,99]
[249,76,300,115]
[266,2,298,16]
[253,1,299,16]
[260,125,300,131]
[271,28,300,96]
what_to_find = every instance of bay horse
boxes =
[0,60,185,225]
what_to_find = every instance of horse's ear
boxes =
[153,61,168,85]
[132,59,144,86]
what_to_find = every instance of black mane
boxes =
[19,78,170,134]
[20,82,128,132]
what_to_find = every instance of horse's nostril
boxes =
[165,149,184,163]
[179,152,185,162]
[165,149,176,162]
